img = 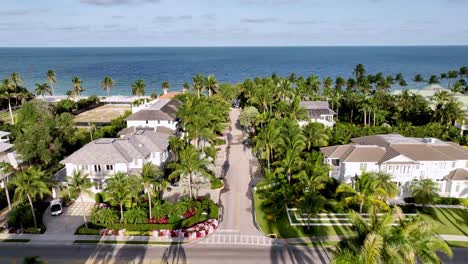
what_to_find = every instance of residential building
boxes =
[126,99,181,130]
[299,101,336,127]
[0,131,22,188]
[61,128,172,192]
[320,134,468,198]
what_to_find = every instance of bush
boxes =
[24,227,42,234]
[77,227,101,235]
[55,99,77,114]
[211,177,223,189]
[461,199,468,208]
[91,208,119,226]
[7,203,34,228]
[124,207,147,224]
[95,193,103,204]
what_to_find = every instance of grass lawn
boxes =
[253,191,355,238]
[415,207,468,236]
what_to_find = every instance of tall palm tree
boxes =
[413,74,425,83]
[161,81,170,94]
[0,78,16,124]
[168,135,185,162]
[205,74,218,97]
[71,76,84,98]
[182,82,190,93]
[373,172,398,200]
[411,179,438,207]
[101,76,115,97]
[428,75,439,85]
[131,80,146,98]
[254,124,282,172]
[11,167,51,228]
[447,70,458,89]
[47,70,56,96]
[192,74,205,98]
[302,122,329,150]
[0,161,15,211]
[104,172,135,223]
[34,83,52,97]
[168,146,211,200]
[67,170,93,228]
[353,64,366,86]
[138,162,165,218]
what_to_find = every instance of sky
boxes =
[0,0,467,47]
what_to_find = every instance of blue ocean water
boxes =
[0,46,467,96]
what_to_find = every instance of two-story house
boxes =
[61,129,171,192]
[126,99,181,131]
[321,134,468,198]
[299,101,336,127]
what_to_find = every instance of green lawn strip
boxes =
[445,241,468,248]
[416,208,468,236]
[0,239,30,243]
[253,191,355,238]
[74,240,184,245]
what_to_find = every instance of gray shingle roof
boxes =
[300,101,336,119]
[126,99,181,121]
[61,130,170,165]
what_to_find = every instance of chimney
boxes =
[163,88,168,95]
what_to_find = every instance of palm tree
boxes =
[192,74,205,98]
[11,167,51,228]
[182,82,190,93]
[373,172,398,200]
[447,70,458,89]
[161,81,170,94]
[34,83,52,97]
[46,70,56,96]
[302,122,329,150]
[0,161,15,211]
[168,146,211,200]
[411,179,438,207]
[67,170,93,228]
[205,74,219,97]
[0,78,16,124]
[413,74,425,83]
[428,75,439,85]
[254,124,282,172]
[274,133,305,183]
[168,135,185,162]
[353,64,366,86]
[71,76,84,98]
[104,172,134,223]
[138,162,165,218]
[131,80,146,98]
[101,76,115,97]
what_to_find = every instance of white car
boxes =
[50,199,63,216]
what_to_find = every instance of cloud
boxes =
[0,10,29,16]
[80,0,160,6]
[154,15,193,23]
[241,17,278,23]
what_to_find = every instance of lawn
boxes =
[253,191,355,238]
[415,207,468,236]
[74,104,130,125]
[254,192,468,238]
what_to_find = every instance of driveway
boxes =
[217,108,265,239]
[43,201,94,235]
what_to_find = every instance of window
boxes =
[360,163,367,171]
[331,159,340,166]
[145,120,148,124]
[106,165,113,171]
[94,165,101,172]
[93,179,102,190]
[440,162,446,169]
[452,161,456,168]
[456,185,460,192]
[158,120,160,124]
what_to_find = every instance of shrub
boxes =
[211,177,223,189]
[24,227,42,234]
[91,208,119,226]
[7,203,34,228]
[55,99,77,114]
[124,207,147,224]
[77,228,101,235]
[95,193,103,204]
[150,92,158,100]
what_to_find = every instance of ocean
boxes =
[0,46,467,96]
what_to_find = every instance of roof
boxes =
[445,169,468,181]
[118,126,175,137]
[0,131,11,138]
[322,134,468,164]
[61,130,169,165]
[159,92,181,99]
[300,101,336,119]
[0,142,13,153]
[126,99,181,121]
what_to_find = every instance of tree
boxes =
[428,75,439,85]
[131,79,146,98]
[23,256,45,264]
[182,82,190,92]
[254,123,282,172]
[168,146,211,200]
[205,74,219,97]
[413,74,425,83]
[411,179,438,207]
[104,172,135,223]
[192,74,205,98]
[302,122,329,150]
[71,76,84,98]
[47,70,56,96]
[67,170,93,228]
[34,83,52,97]
[169,135,185,162]
[239,106,259,134]
[138,162,165,218]
[373,172,398,200]
[11,167,50,228]
[353,64,366,86]
[161,81,170,94]
[0,78,17,124]
[0,162,15,211]
[101,76,115,97]
[447,70,458,89]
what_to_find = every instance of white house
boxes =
[0,131,22,188]
[321,134,468,198]
[299,101,336,127]
[61,128,172,192]
[126,99,181,131]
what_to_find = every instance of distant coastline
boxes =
[1,46,467,96]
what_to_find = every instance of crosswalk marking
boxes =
[200,234,274,246]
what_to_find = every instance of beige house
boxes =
[299,101,336,127]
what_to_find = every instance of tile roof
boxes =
[126,99,181,121]
[445,168,468,181]
[300,101,336,119]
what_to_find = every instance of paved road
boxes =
[218,109,264,238]
[0,243,332,264]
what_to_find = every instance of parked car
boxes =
[50,199,63,216]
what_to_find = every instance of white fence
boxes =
[286,208,418,227]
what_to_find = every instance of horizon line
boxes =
[1,44,468,48]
